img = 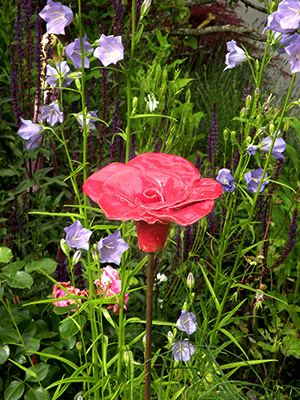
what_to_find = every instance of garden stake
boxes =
[145,252,155,400]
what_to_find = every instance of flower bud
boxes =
[124,350,130,366]
[283,119,290,132]
[60,239,70,256]
[240,107,247,118]
[230,130,236,143]
[131,96,138,116]
[72,250,82,264]
[75,78,81,91]
[254,88,260,100]
[245,95,252,108]
[76,341,82,350]
[255,59,260,72]
[223,128,229,141]
[182,302,188,310]
[91,246,100,262]
[167,330,174,345]
[269,123,275,135]
[140,0,152,18]
[187,272,194,289]
[47,58,57,68]
[143,334,146,348]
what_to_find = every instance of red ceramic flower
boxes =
[83,153,223,252]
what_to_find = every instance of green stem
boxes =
[210,73,296,347]
[125,0,136,163]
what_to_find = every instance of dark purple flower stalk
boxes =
[110,98,121,162]
[55,248,69,282]
[194,152,202,171]
[243,78,250,100]
[256,195,268,240]
[183,225,192,262]
[10,44,22,126]
[15,0,26,114]
[173,226,182,268]
[135,0,143,26]
[207,101,218,175]
[74,261,86,289]
[112,0,124,36]
[207,208,217,237]
[34,9,43,123]
[272,207,298,270]
[152,127,162,153]
[24,0,34,104]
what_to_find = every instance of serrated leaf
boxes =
[0,247,13,263]
[4,380,24,400]
[6,271,33,289]
[25,258,57,274]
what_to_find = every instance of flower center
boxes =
[141,188,163,204]
[104,241,114,250]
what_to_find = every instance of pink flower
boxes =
[83,153,223,252]
[94,266,129,315]
[52,281,87,310]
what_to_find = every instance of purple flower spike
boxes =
[64,220,93,251]
[46,61,73,87]
[285,36,300,73]
[260,135,286,159]
[18,118,43,151]
[263,0,300,34]
[176,310,197,335]
[39,0,73,35]
[247,145,257,156]
[98,230,129,265]
[216,168,236,193]
[224,40,246,71]
[172,339,196,362]
[77,110,98,131]
[244,168,269,193]
[40,102,63,126]
[66,34,92,69]
[94,34,124,67]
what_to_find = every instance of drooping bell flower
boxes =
[176,310,197,335]
[224,40,246,71]
[18,118,43,150]
[83,153,223,253]
[244,168,269,193]
[66,34,92,69]
[216,168,236,193]
[40,102,63,126]
[172,339,196,362]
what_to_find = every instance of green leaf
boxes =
[0,328,20,343]
[0,344,10,364]
[4,380,24,400]
[183,36,198,50]
[59,316,86,339]
[25,387,50,400]
[0,247,13,263]
[25,363,50,382]
[39,347,62,363]
[2,261,25,276]
[0,169,16,177]
[25,258,57,274]
[52,305,75,315]
[6,271,33,288]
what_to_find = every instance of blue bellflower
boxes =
[244,168,269,193]
[18,118,43,150]
[224,40,246,71]
[263,0,300,34]
[39,0,73,35]
[46,61,73,87]
[260,135,286,159]
[77,110,98,131]
[247,145,257,156]
[40,102,63,126]
[66,34,92,69]
[176,310,197,335]
[64,220,93,251]
[94,34,124,67]
[98,230,129,265]
[273,31,300,54]
[216,168,236,193]
[172,339,196,362]
[285,36,300,73]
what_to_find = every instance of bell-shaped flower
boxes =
[77,110,98,131]
[260,135,286,159]
[247,145,257,156]
[263,0,300,34]
[94,34,124,67]
[39,0,73,35]
[98,229,129,265]
[40,102,63,126]
[216,168,236,193]
[285,35,300,73]
[224,40,246,71]
[18,118,43,151]
[66,34,92,69]
[176,310,197,335]
[64,220,93,250]
[172,339,196,362]
[46,61,73,87]
[244,168,269,193]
